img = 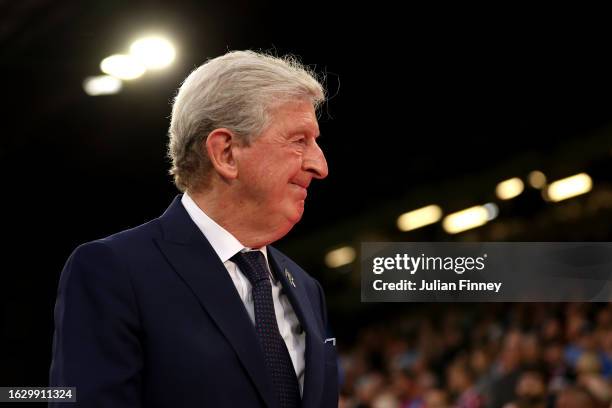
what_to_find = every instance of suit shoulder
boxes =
[99,218,162,247]
[61,218,164,297]
[68,217,162,267]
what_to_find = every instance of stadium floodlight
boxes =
[546,173,592,202]
[397,205,443,232]
[129,36,176,70]
[83,75,122,96]
[483,202,499,221]
[442,205,490,234]
[100,54,146,80]
[528,170,547,189]
[325,246,356,268]
[495,177,524,200]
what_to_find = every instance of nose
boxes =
[303,141,328,180]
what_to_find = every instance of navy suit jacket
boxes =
[49,195,339,407]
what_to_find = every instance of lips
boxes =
[290,178,310,190]
[291,182,308,189]
[290,182,308,198]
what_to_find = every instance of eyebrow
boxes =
[288,127,320,138]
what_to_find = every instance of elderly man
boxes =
[50,51,338,408]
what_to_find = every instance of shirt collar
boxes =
[181,192,269,265]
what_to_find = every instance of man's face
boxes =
[234,99,328,235]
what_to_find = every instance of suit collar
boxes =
[180,192,247,263]
[158,194,199,244]
[169,193,275,280]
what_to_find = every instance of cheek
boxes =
[272,161,301,183]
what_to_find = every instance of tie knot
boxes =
[231,251,270,285]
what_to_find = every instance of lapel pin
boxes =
[284,268,296,288]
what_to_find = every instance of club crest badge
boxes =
[284,268,296,288]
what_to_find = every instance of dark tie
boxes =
[231,251,301,408]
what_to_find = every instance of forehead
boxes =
[267,100,319,136]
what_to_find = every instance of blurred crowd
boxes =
[337,303,612,408]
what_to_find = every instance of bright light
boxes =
[325,246,356,268]
[82,75,122,96]
[546,173,593,202]
[100,54,146,80]
[130,36,176,69]
[495,177,524,200]
[397,205,442,232]
[442,206,489,234]
[483,202,499,221]
[528,170,547,189]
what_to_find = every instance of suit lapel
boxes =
[268,248,325,408]
[155,196,278,408]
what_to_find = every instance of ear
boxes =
[205,128,239,180]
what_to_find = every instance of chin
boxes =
[291,205,305,223]
[285,214,302,228]
[271,220,297,243]
[277,211,302,235]
[280,201,304,223]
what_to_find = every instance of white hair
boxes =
[168,50,325,192]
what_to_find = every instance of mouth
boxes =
[290,182,308,198]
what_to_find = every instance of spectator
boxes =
[447,362,484,408]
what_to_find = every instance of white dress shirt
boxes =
[181,193,306,394]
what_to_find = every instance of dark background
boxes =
[2,0,612,388]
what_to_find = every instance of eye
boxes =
[292,137,307,145]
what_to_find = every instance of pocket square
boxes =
[324,337,336,346]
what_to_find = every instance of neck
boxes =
[187,187,291,248]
